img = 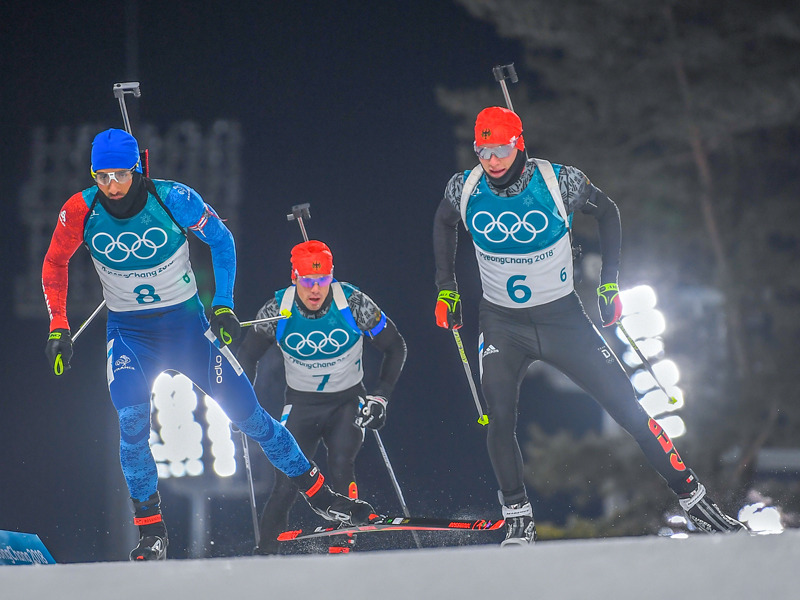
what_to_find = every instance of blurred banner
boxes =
[0,530,56,565]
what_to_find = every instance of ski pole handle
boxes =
[287,203,312,242]
[492,64,518,113]
[616,322,678,405]
[112,81,140,135]
[452,330,489,425]
[240,309,292,327]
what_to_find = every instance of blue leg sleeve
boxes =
[234,407,310,478]
[118,403,158,502]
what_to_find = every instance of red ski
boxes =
[278,516,505,542]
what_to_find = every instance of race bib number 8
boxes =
[134,284,161,304]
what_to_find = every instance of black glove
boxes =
[355,395,388,430]
[210,305,241,346]
[45,328,72,376]
[597,282,623,327]
[435,289,462,330]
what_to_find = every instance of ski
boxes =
[278,516,505,541]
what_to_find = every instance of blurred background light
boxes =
[150,372,237,479]
[620,285,657,316]
[655,415,686,438]
[738,503,784,535]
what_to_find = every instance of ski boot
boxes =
[501,501,536,546]
[292,462,376,526]
[130,491,169,561]
[678,481,747,533]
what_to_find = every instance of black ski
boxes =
[278,516,505,542]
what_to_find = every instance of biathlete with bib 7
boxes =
[42,129,375,561]
[237,240,407,554]
[432,107,745,545]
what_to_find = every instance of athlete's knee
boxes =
[232,406,277,442]
[482,384,519,430]
[327,454,356,485]
[118,403,151,444]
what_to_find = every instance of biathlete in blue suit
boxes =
[42,129,375,561]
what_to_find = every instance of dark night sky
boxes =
[1,1,602,561]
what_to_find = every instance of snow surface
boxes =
[3,529,798,600]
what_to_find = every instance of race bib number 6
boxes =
[506,268,568,304]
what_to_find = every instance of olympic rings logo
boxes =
[471,210,549,244]
[283,329,351,357]
[91,228,169,262]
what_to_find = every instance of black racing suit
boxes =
[433,158,696,507]
[237,283,406,550]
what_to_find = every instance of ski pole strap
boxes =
[437,289,461,310]
[597,282,619,301]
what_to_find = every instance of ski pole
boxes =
[616,322,679,405]
[71,82,144,346]
[452,330,489,425]
[492,63,528,160]
[287,203,311,242]
[371,429,422,549]
[161,368,262,547]
[71,300,108,343]
[240,310,292,327]
[492,64,519,113]
[238,428,261,548]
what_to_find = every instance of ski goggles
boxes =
[92,166,136,186]
[296,274,333,288]
[473,137,519,160]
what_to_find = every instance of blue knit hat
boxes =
[91,128,143,173]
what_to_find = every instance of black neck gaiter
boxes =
[96,173,148,219]
[485,149,528,190]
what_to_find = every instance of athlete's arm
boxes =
[42,194,90,331]
[236,298,280,383]
[433,172,464,292]
[561,166,622,284]
[162,183,237,309]
[349,288,407,399]
[367,318,407,399]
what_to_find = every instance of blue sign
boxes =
[0,530,56,565]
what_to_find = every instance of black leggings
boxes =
[479,293,693,504]
[258,384,365,546]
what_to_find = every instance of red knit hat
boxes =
[291,240,334,277]
[474,106,525,151]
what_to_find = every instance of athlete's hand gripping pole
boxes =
[452,330,489,425]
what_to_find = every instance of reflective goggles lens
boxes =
[93,167,135,186]
[297,274,333,288]
[473,140,518,160]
